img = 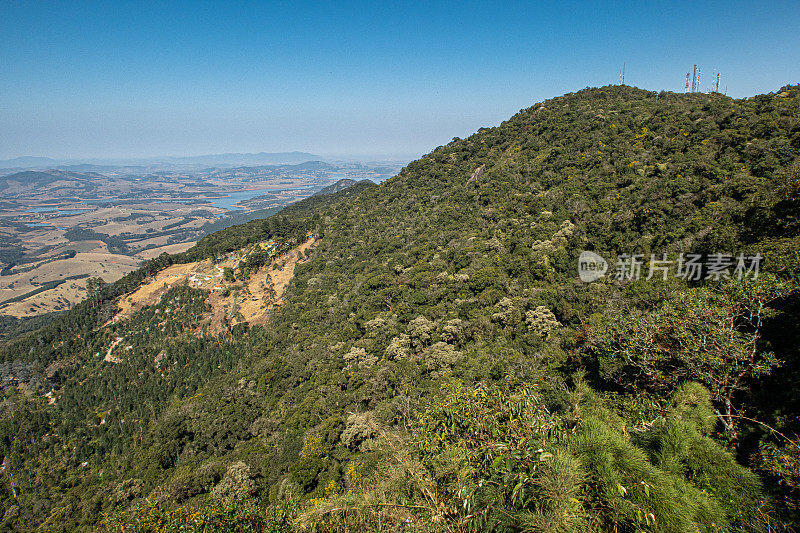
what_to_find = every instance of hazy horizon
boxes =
[0,151,419,166]
[2,0,799,161]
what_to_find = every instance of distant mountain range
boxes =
[0,151,322,170]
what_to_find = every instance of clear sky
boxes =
[1,0,799,160]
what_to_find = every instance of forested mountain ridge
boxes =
[312,178,367,197]
[1,85,800,532]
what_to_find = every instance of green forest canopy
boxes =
[1,84,799,532]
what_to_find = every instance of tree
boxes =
[86,276,105,296]
[591,274,794,442]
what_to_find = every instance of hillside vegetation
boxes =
[1,85,799,532]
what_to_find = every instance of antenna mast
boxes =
[715,72,720,93]
[685,72,690,93]
[691,64,697,93]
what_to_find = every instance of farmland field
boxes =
[0,160,401,319]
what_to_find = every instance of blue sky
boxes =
[1,0,799,160]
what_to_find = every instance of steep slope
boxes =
[1,85,799,531]
[312,178,370,196]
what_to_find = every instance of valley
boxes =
[0,160,400,318]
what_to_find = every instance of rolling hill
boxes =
[0,170,106,195]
